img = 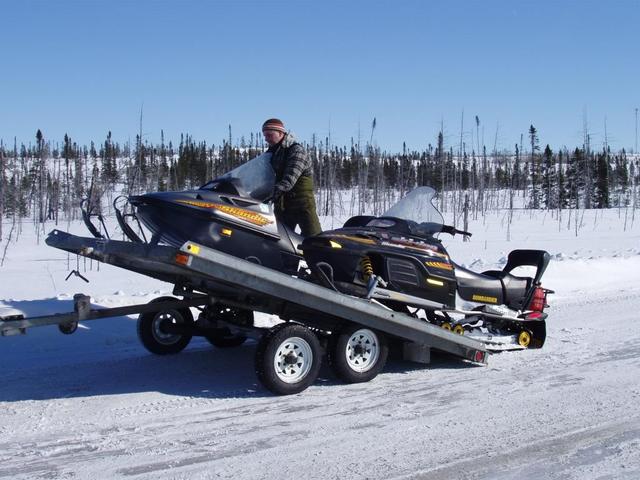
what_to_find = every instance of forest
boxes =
[1,124,639,245]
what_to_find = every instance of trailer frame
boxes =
[1,230,489,394]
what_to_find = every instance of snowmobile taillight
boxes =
[528,286,546,312]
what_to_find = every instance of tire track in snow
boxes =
[394,420,640,480]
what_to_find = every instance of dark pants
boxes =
[276,203,322,237]
[275,176,322,237]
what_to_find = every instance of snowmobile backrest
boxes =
[502,249,551,285]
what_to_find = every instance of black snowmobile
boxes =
[85,154,552,350]
[85,153,305,275]
[302,187,553,349]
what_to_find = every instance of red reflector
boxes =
[474,351,486,363]
[175,253,190,266]
[528,287,546,312]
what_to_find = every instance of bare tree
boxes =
[0,140,6,240]
[0,141,4,241]
[635,107,638,154]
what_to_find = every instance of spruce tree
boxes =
[541,145,557,208]
[593,150,610,208]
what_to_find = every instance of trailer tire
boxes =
[329,325,388,384]
[255,323,322,395]
[137,297,193,355]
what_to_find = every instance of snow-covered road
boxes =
[1,286,639,479]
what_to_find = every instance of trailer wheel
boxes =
[205,306,253,348]
[329,325,388,384]
[255,323,322,395]
[137,297,193,355]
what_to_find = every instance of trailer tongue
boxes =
[1,230,487,395]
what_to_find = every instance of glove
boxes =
[272,186,285,203]
[441,224,473,237]
[441,224,457,235]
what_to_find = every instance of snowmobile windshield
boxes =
[200,152,275,200]
[381,187,444,234]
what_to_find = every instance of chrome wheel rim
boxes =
[152,311,183,345]
[274,337,314,384]
[345,329,380,373]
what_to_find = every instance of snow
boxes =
[1,207,640,479]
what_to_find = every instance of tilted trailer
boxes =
[0,230,488,395]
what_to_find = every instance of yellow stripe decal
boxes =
[175,200,273,227]
[425,261,453,271]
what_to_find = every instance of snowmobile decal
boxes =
[332,234,378,245]
[174,199,217,209]
[472,294,498,304]
[175,200,273,227]
[425,261,454,271]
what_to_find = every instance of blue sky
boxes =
[1,0,639,153]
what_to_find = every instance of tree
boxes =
[102,131,118,187]
[35,129,46,224]
[0,142,4,240]
[557,149,567,209]
[565,148,584,208]
[541,145,557,209]
[528,125,541,208]
[593,150,610,208]
[513,144,523,190]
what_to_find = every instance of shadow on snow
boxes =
[0,298,481,402]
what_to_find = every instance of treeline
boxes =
[1,126,639,237]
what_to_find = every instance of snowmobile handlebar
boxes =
[441,225,472,237]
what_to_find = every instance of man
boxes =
[262,118,321,237]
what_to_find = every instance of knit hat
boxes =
[262,118,286,133]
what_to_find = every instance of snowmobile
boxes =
[302,188,553,349]
[84,153,552,350]
[84,153,305,275]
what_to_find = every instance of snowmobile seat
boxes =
[480,270,531,309]
[453,264,506,305]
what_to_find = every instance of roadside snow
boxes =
[1,208,639,479]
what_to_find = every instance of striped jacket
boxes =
[268,132,312,193]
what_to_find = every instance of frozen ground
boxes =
[1,207,640,479]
